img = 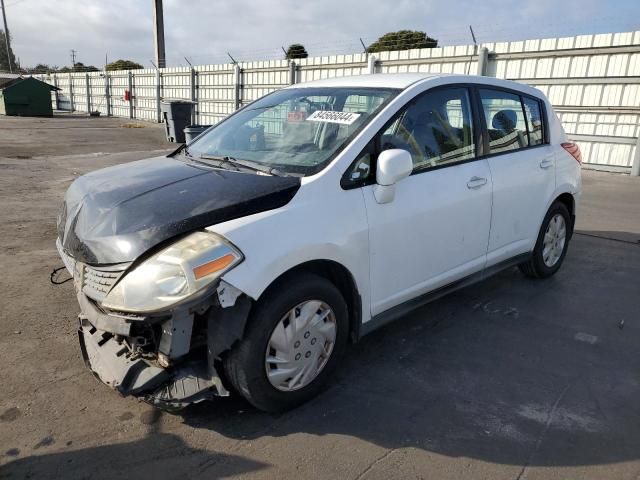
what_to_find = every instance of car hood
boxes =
[58,155,301,264]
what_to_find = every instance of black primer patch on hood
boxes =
[59,156,300,264]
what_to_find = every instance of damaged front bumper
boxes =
[75,282,251,410]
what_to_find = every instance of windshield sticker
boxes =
[306,110,361,125]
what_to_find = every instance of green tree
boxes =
[27,64,53,74]
[285,44,308,60]
[105,59,144,71]
[73,62,99,72]
[0,30,17,72]
[367,30,437,53]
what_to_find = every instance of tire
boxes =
[223,273,349,412]
[519,201,572,278]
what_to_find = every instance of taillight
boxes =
[562,142,582,164]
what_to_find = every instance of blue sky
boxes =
[5,0,640,68]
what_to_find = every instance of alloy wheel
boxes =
[542,213,567,267]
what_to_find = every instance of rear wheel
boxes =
[223,273,348,412]
[519,201,571,278]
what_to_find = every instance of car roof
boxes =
[287,73,544,99]
[287,73,440,89]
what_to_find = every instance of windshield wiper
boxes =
[199,154,288,177]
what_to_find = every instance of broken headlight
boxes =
[101,231,243,313]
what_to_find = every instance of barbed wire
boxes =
[169,15,638,67]
[17,12,639,72]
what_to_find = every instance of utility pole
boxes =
[0,0,13,73]
[70,49,77,68]
[152,0,166,68]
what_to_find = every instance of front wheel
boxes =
[519,201,572,278]
[223,273,349,412]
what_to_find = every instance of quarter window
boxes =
[479,89,529,154]
[381,88,476,172]
[522,96,544,146]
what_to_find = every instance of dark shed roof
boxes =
[0,76,60,91]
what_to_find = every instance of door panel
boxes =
[353,85,493,317]
[478,89,556,264]
[486,146,555,263]
[364,160,492,316]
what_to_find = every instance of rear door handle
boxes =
[540,157,554,169]
[467,176,488,189]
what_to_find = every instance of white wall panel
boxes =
[36,29,640,169]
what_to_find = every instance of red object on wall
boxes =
[123,89,131,101]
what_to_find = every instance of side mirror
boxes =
[374,149,413,204]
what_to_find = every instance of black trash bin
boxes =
[160,100,195,143]
[184,125,212,144]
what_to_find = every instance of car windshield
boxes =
[186,87,399,175]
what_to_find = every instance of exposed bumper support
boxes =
[79,320,169,395]
[76,284,253,410]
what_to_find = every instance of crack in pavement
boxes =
[354,448,398,480]
[515,382,573,480]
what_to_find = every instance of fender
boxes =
[208,183,372,324]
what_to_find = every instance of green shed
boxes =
[0,76,60,117]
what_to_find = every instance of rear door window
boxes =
[479,89,529,154]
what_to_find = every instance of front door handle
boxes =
[467,176,487,189]
[540,157,554,169]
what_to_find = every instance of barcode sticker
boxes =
[306,110,361,125]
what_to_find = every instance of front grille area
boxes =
[82,264,128,301]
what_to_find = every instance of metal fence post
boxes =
[233,63,242,110]
[631,134,640,176]
[104,73,111,116]
[477,47,489,76]
[127,70,134,119]
[367,54,377,74]
[69,73,75,112]
[190,66,197,125]
[289,60,297,84]
[85,73,91,113]
[52,73,59,111]
[156,68,162,123]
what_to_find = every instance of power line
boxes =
[70,49,77,66]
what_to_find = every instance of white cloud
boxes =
[5,0,638,68]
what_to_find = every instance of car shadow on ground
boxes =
[180,236,639,470]
[3,235,639,478]
[1,411,268,479]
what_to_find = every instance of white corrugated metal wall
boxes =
[37,30,640,171]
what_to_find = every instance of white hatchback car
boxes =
[57,73,582,412]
